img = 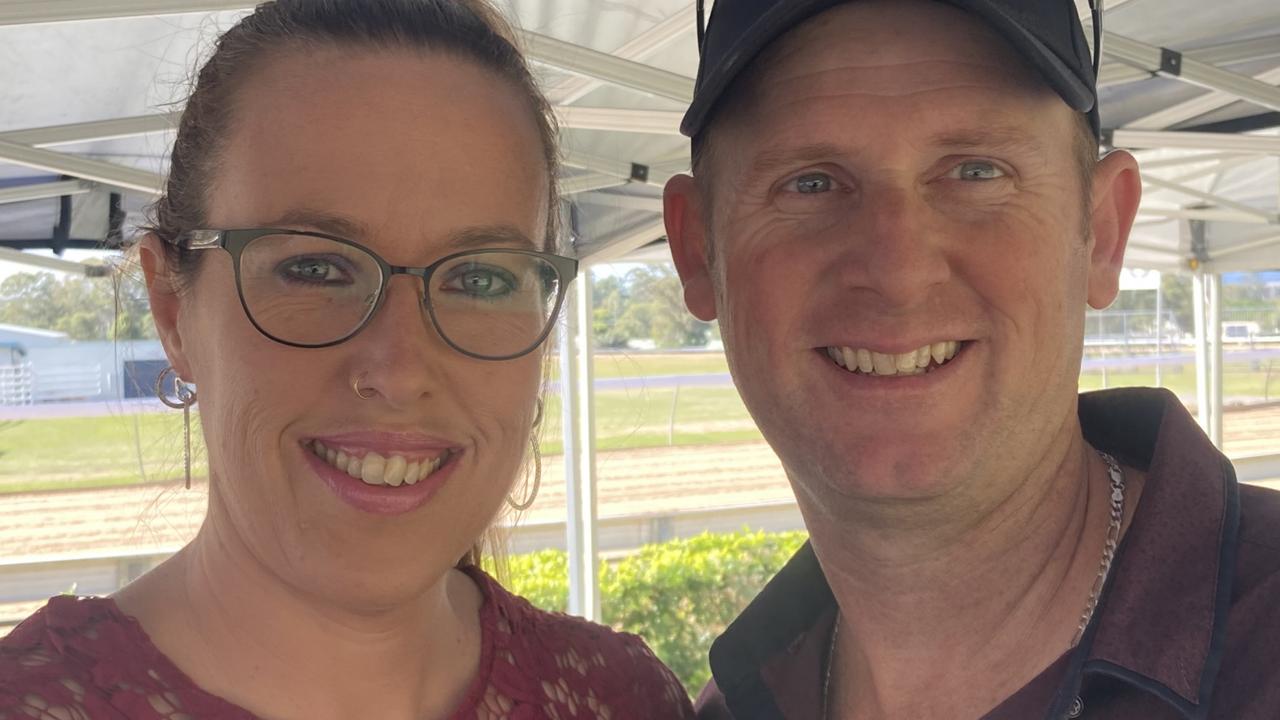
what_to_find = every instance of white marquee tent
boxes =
[0,0,1278,619]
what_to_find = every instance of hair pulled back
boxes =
[149,0,561,277]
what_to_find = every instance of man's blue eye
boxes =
[792,173,833,194]
[951,162,1005,181]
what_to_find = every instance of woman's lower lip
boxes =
[303,448,457,515]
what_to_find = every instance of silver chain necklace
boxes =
[821,452,1127,719]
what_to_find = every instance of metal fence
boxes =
[0,362,101,404]
[0,364,32,405]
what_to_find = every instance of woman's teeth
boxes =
[309,440,448,486]
[826,341,960,377]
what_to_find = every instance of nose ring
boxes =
[352,373,375,400]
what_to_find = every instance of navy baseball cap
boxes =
[682,0,1101,140]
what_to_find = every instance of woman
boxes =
[0,1,695,718]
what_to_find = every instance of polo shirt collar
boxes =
[1069,388,1240,719]
[708,388,1240,720]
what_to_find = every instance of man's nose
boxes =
[834,186,952,308]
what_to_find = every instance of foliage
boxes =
[592,263,715,349]
[0,269,155,341]
[504,529,809,696]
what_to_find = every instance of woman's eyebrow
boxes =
[264,208,368,238]
[447,225,538,251]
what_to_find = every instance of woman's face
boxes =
[150,48,550,607]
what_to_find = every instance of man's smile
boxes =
[823,341,965,377]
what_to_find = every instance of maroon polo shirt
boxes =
[697,388,1280,719]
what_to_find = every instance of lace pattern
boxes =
[0,568,693,719]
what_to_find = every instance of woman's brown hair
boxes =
[146,0,562,570]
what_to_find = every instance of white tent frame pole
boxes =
[1126,66,1280,131]
[0,0,251,25]
[1104,33,1280,114]
[1155,156,1256,188]
[1211,233,1280,260]
[0,114,176,148]
[0,246,99,275]
[1192,270,1211,432]
[549,3,695,105]
[1137,152,1250,171]
[559,269,600,622]
[562,174,629,195]
[0,179,93,205]
[576,218,667,266]
[1136,207,1274,224]
[0,138,163,195]
[1098,34,1280,89]
[1207,273,1224,448]
[1112,130,1280,155]
[556,107,683,135]
[521,31,694,104]
[1141,176,1278,222]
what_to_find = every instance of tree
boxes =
[0,269,157,341]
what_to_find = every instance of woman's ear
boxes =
[138,234,195,381]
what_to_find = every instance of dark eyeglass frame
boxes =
[171,228,579,361]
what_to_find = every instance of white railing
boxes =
[0,364,33,405]
[31,364,102,403]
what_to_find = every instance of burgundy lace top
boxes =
[0,567,694,719]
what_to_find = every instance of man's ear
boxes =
[138,234,195,381]
[1086,150,1143,309]
[663,173,718,321]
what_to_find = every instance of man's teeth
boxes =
[309,440,448,486]
[827,341,960,377]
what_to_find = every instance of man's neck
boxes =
[805,422,1127,719]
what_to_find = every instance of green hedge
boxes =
[501,529,808,695]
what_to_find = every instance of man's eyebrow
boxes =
[927,128,1046,154]
[265,208,368,238]
[447,225,538,251]
[746,143,849,179]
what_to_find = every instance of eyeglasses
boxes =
[172,228,578,360]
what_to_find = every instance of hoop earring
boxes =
[155,366,197,490]
[352,373,375,400]
[506,436,541,511]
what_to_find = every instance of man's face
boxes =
[666,0,1135,507]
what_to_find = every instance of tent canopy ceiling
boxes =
[0,0,1277,274]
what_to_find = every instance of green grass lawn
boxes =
[2,352,1276,495]
[555,351,731,380]
[1078,361,1280,400]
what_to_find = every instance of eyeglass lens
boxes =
[236,233,562,357]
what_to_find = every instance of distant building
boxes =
[0,323,165,404]
[0,323,70,354]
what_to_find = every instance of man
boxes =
[663,1,1280,718]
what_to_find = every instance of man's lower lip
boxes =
[303,449,456,515]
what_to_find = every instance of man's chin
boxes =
[780,434,975,504]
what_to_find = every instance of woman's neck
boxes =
[114,500,483,720]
